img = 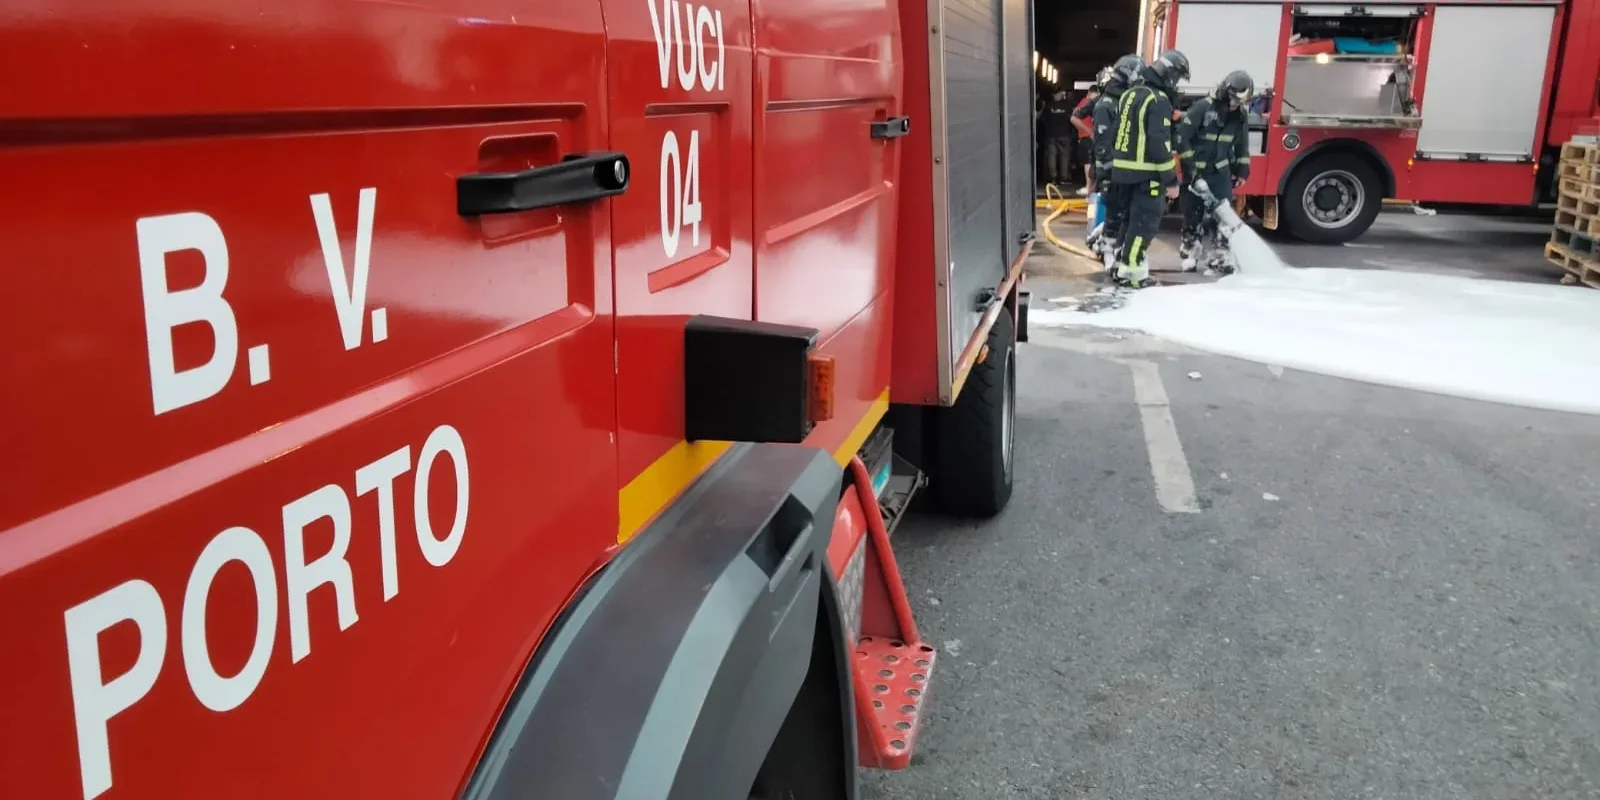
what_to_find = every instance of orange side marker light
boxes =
[807,353,836,423]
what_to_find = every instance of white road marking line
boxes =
[1126,360,1201,514]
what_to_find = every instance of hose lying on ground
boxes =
[1036,187,1099,262]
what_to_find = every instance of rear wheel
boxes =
[928,308,1017,517]
[1281,152,1382,244]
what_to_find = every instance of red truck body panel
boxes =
[1,3,623,798]
[1546,0,1600,145]
[0,0,973,797]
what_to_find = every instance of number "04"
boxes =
[659,129,703,258]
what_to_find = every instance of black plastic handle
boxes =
[457,151,630,217]
[871,116,912,140]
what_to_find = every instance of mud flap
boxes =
[1015,290,1030,343]
[463,444,845,800]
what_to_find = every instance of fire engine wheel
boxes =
[929,307,1017,517]
[1281,153,1382,244]
[746,583,852,800]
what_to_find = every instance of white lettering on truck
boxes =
[62,423,469,800]
[647,1,717,259]
[658,129,704,259]
[136,212,239,414]
[181,526,276,712]
[310,188,386,350]
[136,188,387,415]
[647,0,724,92]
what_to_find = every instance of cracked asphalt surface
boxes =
[861,212,1600,799]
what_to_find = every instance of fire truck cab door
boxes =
[0,4,619,798]
[604,0,757,494]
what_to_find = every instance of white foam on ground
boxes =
[1034,229,1600,415]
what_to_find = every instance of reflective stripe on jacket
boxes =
[1091,85,1125,178]
[1175,97,1251,180]
[1109,85,1177,186]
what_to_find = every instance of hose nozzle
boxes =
[1187,178,1222,210]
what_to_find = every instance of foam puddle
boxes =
[1034,227,1600,416]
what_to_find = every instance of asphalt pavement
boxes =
[861,211,1600,799]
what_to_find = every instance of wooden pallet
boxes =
[1557,152,1600,184]
[1558,158,1592,180]
[1545,241,1588,278]
[1557,178,1600,204]
[1560,141,1600,165]
[1551,225,1599,257]
[1554,192,1600,223]
[1544,241,1600,288]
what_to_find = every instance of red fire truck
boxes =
[0,1,1036,797]
[1158,0,1600,242]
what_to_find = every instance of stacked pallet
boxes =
[1547,141,1600,288]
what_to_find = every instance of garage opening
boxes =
[1032,0,1142,191]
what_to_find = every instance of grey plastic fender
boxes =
[462,443,845,800]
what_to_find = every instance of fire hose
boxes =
[1037,181,1249,271]
[1185,179,1245,241]
[1037,185,1097,261]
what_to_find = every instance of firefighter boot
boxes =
[1203,247,1236,277]
[1100,238,1119,271]
[1178,234,1199,272]
[1113,261,1152,289]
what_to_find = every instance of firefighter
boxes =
[1177,70,1254,273]
[1088,54,1145,261]
[1040,88,1076,190]
[1109,50,1190,288]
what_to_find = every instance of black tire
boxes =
[929,308,1017,517]
[1281,152,1382,244]
[746,592,852,800]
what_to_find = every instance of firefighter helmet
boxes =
[1113,54,1143,85]
[1147,50,1191,89]
[1094,65,1116,90]
[1216,70,1255,106]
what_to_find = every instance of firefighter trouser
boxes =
[1103,181,1133,246]
[1043,138,1073,184]
[1181,172,1233,241]
[1115,180,1166,277]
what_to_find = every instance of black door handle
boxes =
[457,151,630,217]
[871,116,912,139]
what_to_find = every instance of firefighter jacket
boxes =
[1090,82,1127,182]
[1176,97,1251,182]
[1109,84,1177,187]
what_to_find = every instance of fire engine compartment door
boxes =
[1173,3,1283,99]
[0,4,617,798]
[929,0,1035,401]
[1415,4,1557,160]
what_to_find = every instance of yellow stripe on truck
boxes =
[616,388,891,544]
[617,440,733,544]
[831,388,891,467]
